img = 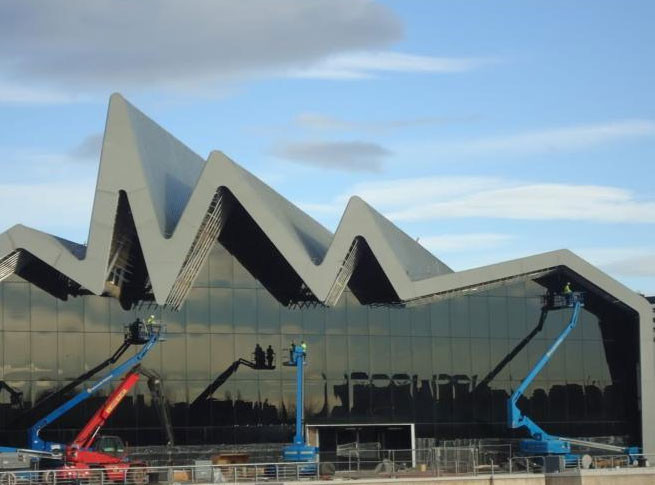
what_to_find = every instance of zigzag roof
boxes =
[0,94,649,319]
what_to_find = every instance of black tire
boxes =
[319,462,336,476]
[43,470,56,485]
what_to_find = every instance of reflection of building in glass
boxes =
[0,95,652,454]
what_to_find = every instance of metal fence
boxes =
[1,450,654,484]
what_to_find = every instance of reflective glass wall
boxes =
[0,244,641,448]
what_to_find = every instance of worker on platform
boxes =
[300,340,307,358]
[266,345,275,369]
[290,341,296,362]
[563,282,573,306]
[146,314,156,325]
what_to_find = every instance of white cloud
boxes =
[0,0,402,102]
[419,233,513,253]
[289,51,494,79]
[415,120,655,160]
[575,247,655,278]
[322,176,655,224]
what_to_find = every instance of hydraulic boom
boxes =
[28,320,161,452]
[508,292,640,461]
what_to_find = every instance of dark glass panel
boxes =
[209,288,233,333]
[411,305,430,337]
[31,287,57,331]
[389,306,410,336]
[346,293,368,335]
[390,336,411,377]
[163,380,188,427]
[187,333,210,380]
[3,283,29,331]
[280,305,302,335]
[430,300,450,337]
[369,336,391,376]
[4,332,30,379]
[162,333,187,380]
[411,336,432,379]
[580,309,600,340]
[281,381,297,425]
[488,296,508,339]
[469,296,489,338]
[233,289,257,333]
[432,337,452,376]
[348,336,370,376]
[370,375,392,419]
[325,335,348,379]
[59,332,84,392]
[257,289,280,334]
[186,287,210,333]
[83,296,110,333]
[368,305,389,335]
[305,380,327,419]
[258,380,282,424]
[208,244,233,287]
[507,297,526,337]
[327,378,349,419]
[233,259,259,289]
[161,304,186,334]
[206,380,235,427]
[582,340,603,382]
[545,307,567,340]
[31,332,57,380]
[451,338,471,375]
[108,298,134,333]
[304,334,324,381]
[325,296,346,335]
[57,296,83,332]
[450,298,469,338]
[302,304,325,335]
[470,338,489,380]
[565,339,584,381]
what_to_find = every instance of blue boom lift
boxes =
[283,343,318,464]
[508,291,640,464]
[0,319,161,461]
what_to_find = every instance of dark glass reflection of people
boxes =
[254,344,265,368]
[266,345,275,369]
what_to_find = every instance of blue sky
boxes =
[0,0,653,294]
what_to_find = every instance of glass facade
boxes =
[0,244,641,449]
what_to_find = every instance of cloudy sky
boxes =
[0,0,653,295]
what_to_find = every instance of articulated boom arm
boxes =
[70,370,141,451]
[508,300,582,445]
[28,323,161,452]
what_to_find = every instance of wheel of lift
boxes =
[43,470,56,485]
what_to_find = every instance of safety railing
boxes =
[1,451,653,484]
